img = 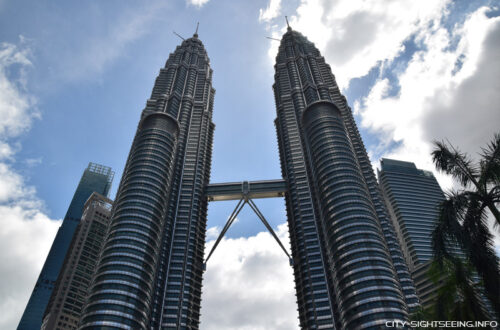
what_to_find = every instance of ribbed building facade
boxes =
[42,192,113,330]
[273,27,419,329]
[79,32,214,329]
[18,163,114,330]
[378,158,466,310]
[378,159,450,271]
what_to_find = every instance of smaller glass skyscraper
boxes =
[378,158,466,309]
[18,163,114,330]
[378,159,445,270]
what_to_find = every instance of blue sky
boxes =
[0,0,499,329]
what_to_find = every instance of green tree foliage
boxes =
[431,133,500,319]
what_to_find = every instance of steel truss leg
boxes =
[204,198,246,269]
[204,197,294,269]
[247,198,293,266]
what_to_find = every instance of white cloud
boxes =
[0,42,38,137]
[264,0,451,89]
[259,0,282,22]
[0,205,60,330]
[356,7,500,189]
[206,226,220,240]
[0,40,61,330]
[201,223,298,330]
[0,141,14,160]
[0,163,33,202]
[24,157,42,167]
[186,0,210,8]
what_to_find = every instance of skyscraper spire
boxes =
[285,16,291,31]
[194,22,199,38]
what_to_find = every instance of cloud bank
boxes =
[0,40,60,330]
[259,0,282,22]
[356,7,500,186]
[200,223,298,330]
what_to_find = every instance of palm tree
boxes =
[431,133,500,318]
[428,258,490,321]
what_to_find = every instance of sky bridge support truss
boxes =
[204,180,293,268]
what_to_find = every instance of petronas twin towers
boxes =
[79,26,419,329]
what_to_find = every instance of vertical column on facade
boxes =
[323,71,420,311]
[150,57,195,328]
[275,107,337,329]
[156,40,215,329]
[79,112,179,329]
[148,51,183,329]
[274,42,338,328]
[301,101,408,329]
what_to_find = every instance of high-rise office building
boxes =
[80,31,214,329]
[18,163,114,330]
[41,192,113,330]
[380,159,496,318]
[272,27,419,328]
[378,158,465,310]
[378,159,448,271]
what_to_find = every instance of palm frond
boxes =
[479,133,500,207]
[432,192,469,263]
[460,195,500,318]
[431,258,489,321]
[431,134,500,319]
[453,259,490,321]
[432,140,479,188]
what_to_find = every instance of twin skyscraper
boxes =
[21,26,419,329]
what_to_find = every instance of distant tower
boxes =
[273,28,419,328]
[41,192,113,330]
[79,31,214,329]
[378,159,450,271]
[378,159,464,309]
[18,163,114,330]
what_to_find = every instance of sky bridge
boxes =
[204,179,292,268]
[206,179,287,201]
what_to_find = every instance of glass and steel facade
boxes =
[18,163,114,330]
[273,28,419,329]
[378,159,449,270]
[79,33,215,329]
[378,158,466,310]
[41,192,113,330]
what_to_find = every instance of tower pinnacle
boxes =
[285,16,291,31]
[194,22,199,38]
